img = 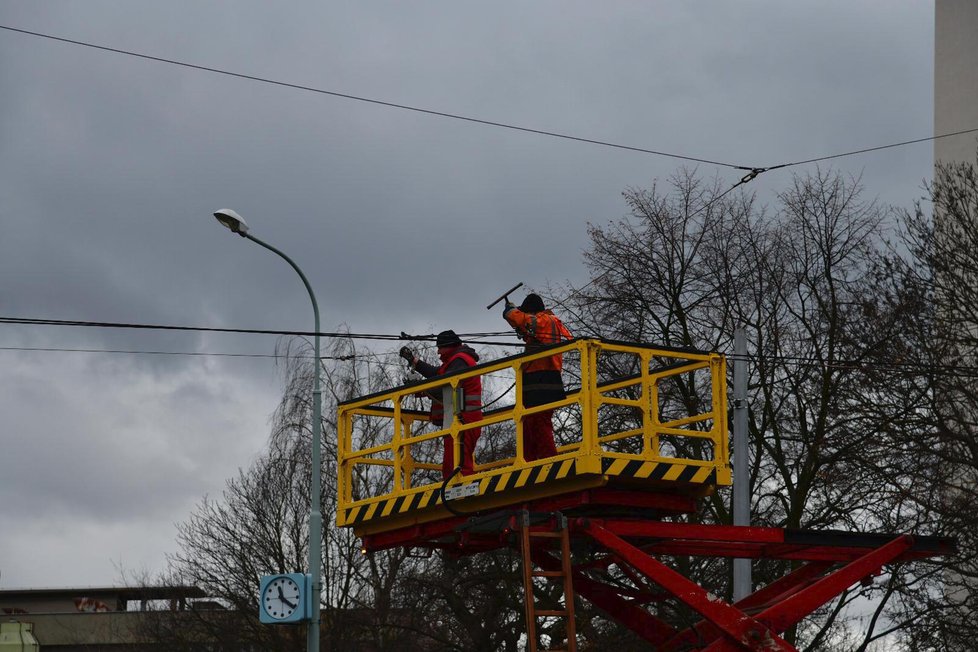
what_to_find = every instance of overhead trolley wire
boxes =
[566,120,976,297]
[0,315,388,339]
[0,24,749,171]
[4,26,976,367]
[714,127,978,180]
[3,24,973,177]
[569,168,765,298]
[0,345,356,361]
[0,315,522,346]
[765,128,978,170]
[729,352,978,379]
[5,343,978,378]
[4,317,978,376]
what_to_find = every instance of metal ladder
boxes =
[519,511,577,652]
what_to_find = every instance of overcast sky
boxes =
[0,2,943,589]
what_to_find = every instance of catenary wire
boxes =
[728,352,978,378]
[4,339,978,377]
[0,315,519,344]
[2,16,968,317]
[766,128,978,170]
[0,345,354,360]
[0,24,750,171]
[569,169,763,297]
[3,24,971,176]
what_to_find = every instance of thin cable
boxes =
[730,352,978,378]
[0,24,749,171]
[572,169,765,296]
[0,345,355,360]
[767,128,978,170]
[6,25,968,174]
[400,330,513,340]
[1,345,275,359]
[4,24,972,180]
[5,336,978,377]
[6,317,977,375]
[0,316,520,344]
[0,316,389,339]
[480,382,517,410]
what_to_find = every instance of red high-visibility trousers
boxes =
[523,410,558,461]
[442,426,481,479]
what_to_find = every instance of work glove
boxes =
[503,299,515,317]
[399,346,416,366]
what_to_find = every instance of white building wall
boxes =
[935,0,978,165]
[935,0,978,630]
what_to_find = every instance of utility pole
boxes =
[732,327,752,601]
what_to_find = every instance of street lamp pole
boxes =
[212,209,323,652]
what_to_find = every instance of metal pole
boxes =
[243,233,323,652]
[732,327,751,601]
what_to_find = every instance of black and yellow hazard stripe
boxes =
[344,486,443,526]
[341,456,720,528]
[343,457,589,527]
[600,458,717,484]
[481,456,582,495]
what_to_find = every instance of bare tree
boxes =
[139,166,967,651]
[138,334,429,650]
[144,332,545,650]
[875,154,978,652]
[555,169,932,650]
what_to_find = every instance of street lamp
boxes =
[212,209,323,652]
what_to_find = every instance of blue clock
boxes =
[259,573,310,624]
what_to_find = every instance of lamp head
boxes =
[213,209,250,236]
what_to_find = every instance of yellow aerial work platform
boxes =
[336,338,730,542]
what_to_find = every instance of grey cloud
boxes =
[0,1,937,586]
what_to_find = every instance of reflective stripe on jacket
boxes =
[430,350,482,425]
[503,308,572,373]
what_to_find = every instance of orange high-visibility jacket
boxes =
[503,308,573,373]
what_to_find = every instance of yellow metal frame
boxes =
[336,339,730,535]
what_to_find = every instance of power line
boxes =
[571,169,764,296]
[0,345,357,361]
[768,128,978,170]
[3,24,971,175]
[0,315,379,338]
[566,117,974,297]
[0,24,750,171]
[731,352,978,378]
[0,316,515,343]
[4,336,978,378]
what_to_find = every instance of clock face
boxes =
[262,576,302,620]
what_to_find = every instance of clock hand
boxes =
[276,585,297,609]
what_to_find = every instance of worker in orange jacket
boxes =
[503,293,572,461]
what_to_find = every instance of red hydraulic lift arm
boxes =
[696,537,916,652]
[659,561,834,652]
[581,520,796,652]
[751,535,913,636]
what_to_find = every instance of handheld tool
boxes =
[486,282,524,310]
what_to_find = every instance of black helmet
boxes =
[436,330,462,348]
[519,293,546,313]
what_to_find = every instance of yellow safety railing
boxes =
[336,338,729,529]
